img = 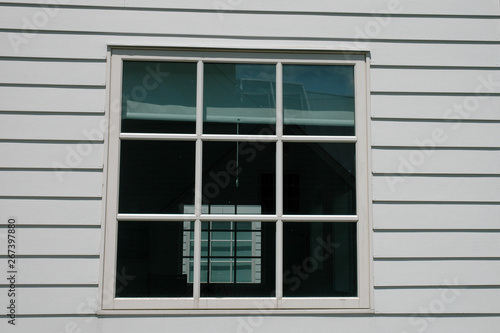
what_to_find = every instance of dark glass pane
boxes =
[201,221,276,297]
[119,141,195,214]
[202,141,276,214]
[283,222,357,297]
[283,143,355,215]
[116,221,193,297]
[283,65,354,136]
[121,61,197,134]
[204,63,276,135]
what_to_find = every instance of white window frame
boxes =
[101,47,371,313]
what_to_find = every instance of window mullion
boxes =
[193,219,201,302]
[275,62,283,301]
[276,219,283,301]
[193,60,204,303]
[276,62,283,138]
[196,60,203,137]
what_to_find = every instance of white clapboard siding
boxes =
[373,176,500,202]
[0,142,104,169]
[372,149,500,174]
[0,114,105,141]
[375,288,500,314]
[0,7,498,41]
[1,316,500,333]
[0,171,102,197]
[0,227,101,255]
[0,86,105,112]
[371,95,500,120]
[0,60,105,86]
[373,203,500,229]
[373,232,500,258]
[372,121,500,148]
[369,42,500,68]
[372,68,500,93]
[2,0,498,15]
[0,287,97,314]
[0,32,108,59]
[0,317,100,333]
[2,31,499,69]
[0,258,99,284]
[374,260,500,287]
[0,199,101,225]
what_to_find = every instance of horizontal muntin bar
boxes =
[117,214,358,222]
[120,133,357,142]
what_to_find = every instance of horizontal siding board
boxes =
[373,203,500,229]
[369,42,500,68]
[1,316,500,333]
[1,0,498,15]
[372,121,500,148]
[374,260,500,286]
[372,176,500,202]
[0,171,102,197]
[0,142,104,169]
[0,199,101,225]
[0,32,108,59]
[371,95,500,120]
[0,86,105,112]
[0,287,97,314]
[0,317,99,333]
[372,149,500,174]
[375,288,500,314]
[373,232,500,258]
[0,8,498,41]
[96,316,500,333]
[0,227,101,255]
[371,68,500,93]
[0,114,105,141]
[0,258,99,284]
[2,32,499,69]
[0,60,105,86]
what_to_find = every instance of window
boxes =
[103,48,370,311]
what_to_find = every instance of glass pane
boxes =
[236,259,261,283]
[236,239,253,256]
[116,221,193,297]
[119,140,195,214]
[201,222,275,297]
[211,240,232,256]
[283,222,357,297]
[201,259,208,283]
[210,259,233,283]
[204,63,276,134]
[283,65,354,136]
[202,141,276,214]
[283,143,355,215]
[121,61,197,134]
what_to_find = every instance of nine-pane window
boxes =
[104,50,369,310]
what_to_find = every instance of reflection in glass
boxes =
[121,61,197,133]
[116,221,192,297]
[204,63,276,134]
[283,65,354,136]
[283,222,357,297]
[183,221,265,286]
[182,221,276,297]
[202,141,276,214]
[283,143,356,215]
[119,140,195,214]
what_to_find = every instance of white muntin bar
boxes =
[276,219,283,301]
[193,219,202,301]
[196,60,203,137]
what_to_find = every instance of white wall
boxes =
[0,0,499,332]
